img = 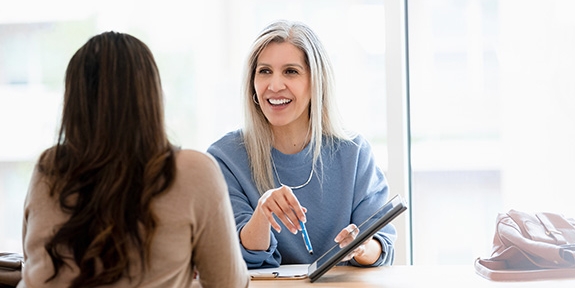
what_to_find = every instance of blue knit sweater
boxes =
[207,130,396,269]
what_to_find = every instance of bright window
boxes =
[0,0,387,253]
[408,0,575,264]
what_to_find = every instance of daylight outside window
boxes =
[408,0,575,264]
[0,0,388,254]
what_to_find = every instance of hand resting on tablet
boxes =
[335,224,383,265]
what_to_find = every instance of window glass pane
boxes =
[408,0,575,264]
[0,0,386,253]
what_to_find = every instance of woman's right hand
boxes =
[255,185,307,234]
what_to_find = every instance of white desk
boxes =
[246,265,575,287]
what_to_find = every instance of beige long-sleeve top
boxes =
[17,149,249,288]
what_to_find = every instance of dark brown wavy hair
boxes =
[37,31,176,287]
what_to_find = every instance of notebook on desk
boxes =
[249,264,308,280]
[249,194,407,282]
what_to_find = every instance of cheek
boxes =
[300,85,312,102]
[300,80,311,97]
[253,77,266,95]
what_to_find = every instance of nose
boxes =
[268,74,286,92]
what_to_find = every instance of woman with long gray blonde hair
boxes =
[208,20,396,269]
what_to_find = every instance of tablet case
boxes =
[308,194,407,282]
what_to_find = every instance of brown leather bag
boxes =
[0,252,23,287]
[475,210,575,281]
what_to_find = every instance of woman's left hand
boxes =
[334,224,364,261]
[334,224,382,265]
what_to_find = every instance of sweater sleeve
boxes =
[188,152,250,288]
[207,134,282,268]
[228,181,283,268]
[348,135,397,267]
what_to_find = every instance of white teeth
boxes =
[268,98,292,105]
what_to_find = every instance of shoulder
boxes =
[322,134,376,166]
[209,130,243,149]
[171,149,229,202]
[207,129,248,161]
[328,133,370,151]
[348,133,369,146]
[175,149,222,177]
[26,147,57,204]
[25,164,52,209]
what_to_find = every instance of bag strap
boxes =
[0,253,23,287]
[536,213,567,244]
[0,253,23,271]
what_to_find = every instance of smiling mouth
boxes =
[268,98,292,105]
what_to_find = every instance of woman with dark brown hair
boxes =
[17,31,248,288]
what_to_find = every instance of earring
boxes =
[252,94,260,105]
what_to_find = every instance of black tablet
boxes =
[307,194,407,282]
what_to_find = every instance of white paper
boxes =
[249,264,309,279]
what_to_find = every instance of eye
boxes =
[257,68,271,74]
[285,68,299,75]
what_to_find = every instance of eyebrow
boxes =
[256,63,306,70]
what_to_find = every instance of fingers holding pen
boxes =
[257,185,307,234]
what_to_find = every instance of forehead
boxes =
[257,41,307,66]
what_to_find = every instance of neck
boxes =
[272,123,311,155]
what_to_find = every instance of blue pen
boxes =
[299,220,313,255]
